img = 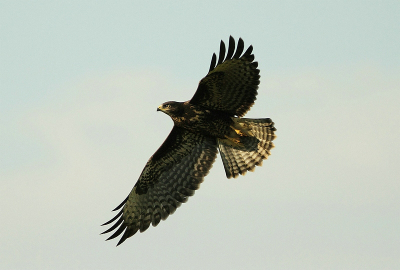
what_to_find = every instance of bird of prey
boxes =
[102,36,276,245]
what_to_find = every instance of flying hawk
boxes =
[102,36,276,245]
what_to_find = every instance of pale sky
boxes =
[1,1,399,269]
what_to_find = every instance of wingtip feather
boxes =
[226,36,235,60]
[105,224,127,241]
[112,196,128,211]
[101,209,123,226]
[209,53,217,72]
[217,40,226,65]
[233,38,244,58]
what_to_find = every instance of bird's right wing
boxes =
[101,127,218,245]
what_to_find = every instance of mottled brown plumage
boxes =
[102,36,276,245]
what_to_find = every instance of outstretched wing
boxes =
[101,127,218,245]
[190,36,260,117]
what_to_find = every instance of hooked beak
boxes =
[157,105,162,112]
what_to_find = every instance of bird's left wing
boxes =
[101,126,218,245]
[190,36,260,117]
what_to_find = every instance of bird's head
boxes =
[157,101,184,117]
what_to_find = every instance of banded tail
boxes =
[218,118,276,178]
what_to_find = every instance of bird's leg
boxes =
[231,121,254,137]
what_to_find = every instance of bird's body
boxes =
[159,101,234,139]
[102,36,276,245]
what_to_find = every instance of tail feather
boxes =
[218,118,276,178]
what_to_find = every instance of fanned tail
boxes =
[218,118,276,178]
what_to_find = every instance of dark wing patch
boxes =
[102,127,218,245]
[190,36,260,117]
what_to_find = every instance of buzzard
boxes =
[102,36,276,245]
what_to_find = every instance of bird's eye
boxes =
[164,104,171,108]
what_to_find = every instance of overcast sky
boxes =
[1,1,399,269]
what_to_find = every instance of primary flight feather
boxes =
[102,36,276,245]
